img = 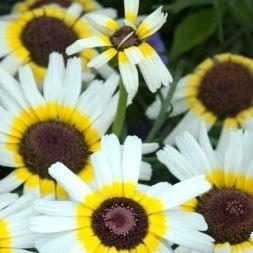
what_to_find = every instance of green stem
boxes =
[112,82,128,138]
[146,67,183,142]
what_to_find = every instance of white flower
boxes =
[0,52,119,199]
[66,0,173,95]
[31,134,213,253]
[0,194,36,252]
[147,53,253,149]
[157,123,253,253]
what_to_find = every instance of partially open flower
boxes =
[66,0,172,95]
[147,53,253,148]
[157,124,253,253]
[31,134,213,253]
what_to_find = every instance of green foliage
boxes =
[170,8,217,59]
[164,0,213,13]
[228,0,253,28]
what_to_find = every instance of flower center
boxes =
[21,16,79,67]
[197,61,253,119]
[19,120,88,179]
[110,26,141,51]
[196,188,253,245]
[29,0,72,9]
[92,197,148,250]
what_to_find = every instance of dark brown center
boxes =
[110,26,141,51]
[196,187,253,245]
[92,197,148,250]
[19,120,88,179]
[21,16,79,67]
[197,61,253,119]
[29,0,72,9]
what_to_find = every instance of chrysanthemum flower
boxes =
[147,53,253,147]
[0,52,120,199]
[157,124,253,253]
[0,193,36,252]
[31,134,213,253]
[13,0,102,13]
[0,4,113,83]
[66,0,172,95]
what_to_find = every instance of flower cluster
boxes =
[0,1,252,253]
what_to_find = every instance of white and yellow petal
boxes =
[118,51,139,95]
[137,6,167,39]
[88,48,117,68]
[66,35,112,55]
[124,0,139,24]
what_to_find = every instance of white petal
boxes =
[157,146,195,181]
[198,122,221,170]
[224,130,243,186]
[124,46,143,64]
[137,7,167,39]
[37,231,76,253]
[175,132,211,175]
[0,170,24,194]
[146,176,211,211]
[33,199,76,216]
[18,65,45,111]
[91,94,118,134]
[0,53,25,76]
[122,136,142,184]
[124,0,139,23]
[66,3,83,18]
[100,134,122,182]
[43,53,65,103]
[142,143,159,154]
[87,14,119,32]
[161,175,211,209]
[119,52,139,94]
[167,210,208,231]
[31,216,76,233]
[164,111,203,145]
[66,36,111,55]
[91,149,114,189]
[8,234,36,248]
[0,194,34,218]
[0,66,28,110]
[140,161,152,181]
[77,73,119,121]
[88,48,117,68]
[166,227,214,253]
[0,193,18,210]
[48,162,92,203]
[60,57,82,108]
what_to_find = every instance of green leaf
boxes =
[163,0,212,13]
[229,0,253,28]
[170,8,217,59]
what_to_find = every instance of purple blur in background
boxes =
[147,32,168,65]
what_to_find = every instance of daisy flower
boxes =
[13,0,102,13]
[0,193,36,253]
[0,52,120,199]
[66,0,173,95]
[0,4,113,83]
[157,124,253,253]
[31,134,214,253]
[147,53,253,148]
